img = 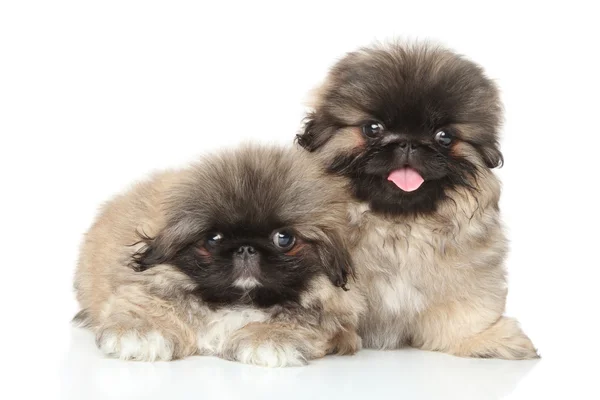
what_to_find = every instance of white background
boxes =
[1,1,599,399]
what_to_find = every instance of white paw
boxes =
[97,330,174,361]
[236,341,307,368]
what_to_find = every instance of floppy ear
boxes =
[130,218,199,271]
[295,112,337,152]
[479,142,504,168]
[315,231,355,290]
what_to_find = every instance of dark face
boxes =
[327,123,480,215]
[129,146,353,309]
[298,44,504,216]
[168,220,327,308]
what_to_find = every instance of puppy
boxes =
[73,144,364,366]
[297,41,538,359]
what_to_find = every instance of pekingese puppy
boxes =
[73,144,364,366]
[297,41,538,359]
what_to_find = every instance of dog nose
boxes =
[236,245,257,256]
[398,140,418,151]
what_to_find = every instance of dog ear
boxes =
[479,142,504,169]
[130,218,198,271]
[315,230,355,290]
[295,112,337,152]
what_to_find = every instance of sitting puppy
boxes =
[297,41,538,359]
[73,144,364,366]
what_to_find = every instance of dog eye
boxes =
[272,230,296,251]
[435,130,454,147]
[206,232,224,247]
[361,121,385,138]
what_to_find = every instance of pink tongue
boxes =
[387,168,424,192]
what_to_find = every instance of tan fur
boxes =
[74,145,365,366]
[301,41,538,360]
[326,127,366,154]
[309,145,538,359]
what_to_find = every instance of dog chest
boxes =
[352,208,442,316]
[372,274,427,316]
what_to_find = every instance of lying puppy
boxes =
[73,144,364,366]
[297,41,538,359]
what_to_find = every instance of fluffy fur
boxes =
[73,144,365,366]
[297,41,538,359]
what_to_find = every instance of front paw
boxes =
[235,341,307,368]
[327,328,362,355]
[96,329,174,361]
[224,323,325,367]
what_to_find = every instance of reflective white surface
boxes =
[61,328,539,400]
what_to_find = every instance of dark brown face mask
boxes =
[296,43,503,215]
[129,146,354,308]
